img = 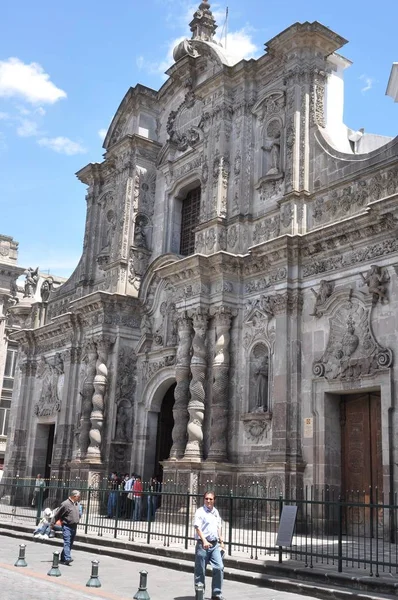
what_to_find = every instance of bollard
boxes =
[14,544,27,567]
[133,570,150,600]
[195,582,204,600]
[86,559,101,588]
[47,551,62,577]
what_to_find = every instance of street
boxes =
[0,535,318,600]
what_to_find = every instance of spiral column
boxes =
[207,307,233,462]
[169,312,192,460]
[76,340,97,459]
[87,337,113,461]
[183,310,208,462]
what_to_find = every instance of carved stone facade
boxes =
[4,7,398,498]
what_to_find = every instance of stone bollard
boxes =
[86,559,101,587]
[47,551,62,577]
[133,570,150,600]
[14,544,27,567]
[195,582,204,600]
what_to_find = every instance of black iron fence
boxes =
[0,478,397,577]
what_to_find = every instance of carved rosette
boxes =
[76,340,97,459]
[183,310,208,461]
[208,307,233,462]
[87,337,114,460]
[169,312,192,460]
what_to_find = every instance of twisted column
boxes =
[87,337,113,461]
[76,340,97,459]
[183,310,208,462]
[207,307,232,462]
[169,312,192,460]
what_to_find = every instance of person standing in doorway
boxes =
[51,490,81,565]
[194,491,225,600]
[31,474,45,508]
[133,475,143,521]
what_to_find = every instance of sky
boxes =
[0,0,397,279]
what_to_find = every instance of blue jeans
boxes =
[107,491,117,517]
[147,495,158,521]
[61,524,77,562]
[194,541,223,597]
[133,497,142,521]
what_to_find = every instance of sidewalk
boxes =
[0,524,396,600]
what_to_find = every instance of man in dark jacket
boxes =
[52,490,81,565]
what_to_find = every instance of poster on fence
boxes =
[276,505,298,547]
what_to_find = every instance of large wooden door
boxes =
[341,393,383,533]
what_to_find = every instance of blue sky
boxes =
[0,0,396,278]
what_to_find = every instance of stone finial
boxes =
[189,1,217,42]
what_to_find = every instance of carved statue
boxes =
[23,267,39,298]
[310,280,334,316]
[360,265,389,305]
[140,311,152,336]
[40,277,53,302]
[134,215,148,249]
[252,356,269,412]
[115,399,133,442]
[262,133,281,176]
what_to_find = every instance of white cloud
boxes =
[37,136,86,155]
[98,128,107,140]
[16,118,39,137]
[359,74,375,93]
[0,57,67,104]
[136,56,145,70]
[0,111,10,120]
[223,28,260,63]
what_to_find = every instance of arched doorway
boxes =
[154,383,175,480]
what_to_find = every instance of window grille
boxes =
[179,187,201,256]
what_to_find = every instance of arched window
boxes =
[179,186,201,256]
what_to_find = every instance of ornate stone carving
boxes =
[167,89,204,152]
[77,340,97,459]
[87,337,114,460]
[208,307,233,461]
[253,215,280,243]
[114,348,137,442]
[183,310,208,461]
[313,296,393,380]
[23,267,39,298]
[310,280,334,317]
[169,312,192,460]
[241,412,272,442]
[360,265,389,305]
[34,353,64,417]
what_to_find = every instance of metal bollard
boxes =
[47,551,62,577]
[14,544,27,567]
[86,559,101,588]
[133,570,150,600]
[195,582,204,600]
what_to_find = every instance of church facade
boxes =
[5,3,398,499]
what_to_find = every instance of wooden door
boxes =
[341,393,383,533]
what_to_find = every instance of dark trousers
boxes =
[61,524,77,562]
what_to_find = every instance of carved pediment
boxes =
[313,291,393,380]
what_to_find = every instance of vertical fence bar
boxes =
[85,488,91,535]
[338,494,343,573]
[184,491,190,550]
[228,489,233,557]
[278,494,283,564]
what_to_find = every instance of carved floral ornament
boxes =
[167,89,204,152]
[312,292,393,381]
[241,412,272,443]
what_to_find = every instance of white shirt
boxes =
[193,505,221,541]
[124,478,134,492]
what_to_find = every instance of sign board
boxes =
[303,417,313,438]
[276,505,298,547]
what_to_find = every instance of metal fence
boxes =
[0,478,397,577]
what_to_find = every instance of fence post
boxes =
[184,491,190,550]
[228,489,233,556]
[85,488,91,535]
[278,494,283,564]
[114,490,120,539]
[36,485,44,525]
[337,494,343,573]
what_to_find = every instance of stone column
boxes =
[87,336,113,461]
[169,312,192,460]
[183,310,208,462]
[207,307,233,462]
[76,340,97,460]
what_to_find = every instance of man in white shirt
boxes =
[193,491,225,600]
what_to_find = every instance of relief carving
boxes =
[360,265,389,305]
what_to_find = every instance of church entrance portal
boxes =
[32,423,55,483]
[154,383,175,480]
[340,392,382,534]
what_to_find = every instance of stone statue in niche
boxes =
[252,355,269,412]
[103,209,116,252]
[115,399,133,442]
[24,267,39,298]
[134,214,148,249]
[140,311,152,336]
[310,280,334,317]
[360,265,389,305]
[261,120,282,177]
